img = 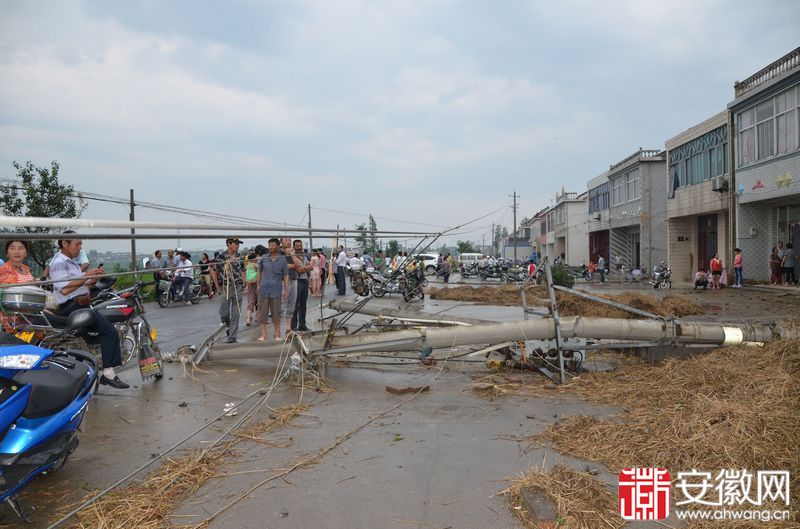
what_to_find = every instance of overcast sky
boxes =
[1,0,798,252]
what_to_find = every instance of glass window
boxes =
[777,109,798,155]
[757,120,775,160]
[739,108,755,129]
[756,100,774,122]
[739,128,755,166]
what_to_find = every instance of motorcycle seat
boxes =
[13,362,89,419]
[45,312,69,328]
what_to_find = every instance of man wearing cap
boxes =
[170,251,194,305]
[49,231,129,389]
[212,238,246,343]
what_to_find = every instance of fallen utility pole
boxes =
[203,316,794,362]
[327,299,488,326]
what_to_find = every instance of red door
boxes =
[698,214,717,272]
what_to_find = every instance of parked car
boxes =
[412,254,440,275]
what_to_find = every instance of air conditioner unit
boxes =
[592,212,601,220]
[712,175,728,192]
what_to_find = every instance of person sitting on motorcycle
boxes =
[49,231,129,389]
[0,239,36,333]
[170,251,194,305]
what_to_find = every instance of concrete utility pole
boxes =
[308,204,313,250]
[129,189,136,272]
[508,191,520,262]
[491,222,495,256]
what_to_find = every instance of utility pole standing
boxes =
[129,189,136,272]
[491,222,495,256]
[508,191,520,262]
[308,204,313,250]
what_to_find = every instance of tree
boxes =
[457,240,478,254]
[386,240,400,257]
[354,215,379,254]
[367,214,378,255]
[0,161,86,270]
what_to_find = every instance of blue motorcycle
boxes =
[0,309,98,522]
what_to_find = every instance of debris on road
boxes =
[385,384,430,395]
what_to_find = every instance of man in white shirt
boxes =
[170,251,194,305]
[335,245,348,295]
[349,253,364,270]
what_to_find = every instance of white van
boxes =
[458,253,483,267]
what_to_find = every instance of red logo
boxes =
[619,468,671,520]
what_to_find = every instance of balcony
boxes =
[735,47,800,98]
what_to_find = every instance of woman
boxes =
[244,251,260,326]
[198,253,214,299]
[309,250,322,297]
[769,247,782,286]
[0,240,35,332]
[709,253,723,290]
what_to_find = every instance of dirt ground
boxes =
[4,279,798,529]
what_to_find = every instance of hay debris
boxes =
[465,374,558,400]
[531,340,800,528]
[503,463,623,529]
[58,404,309,529]
[428,285,544,305]
[555,291,703,319]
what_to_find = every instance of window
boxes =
[611,177,625,206]
[709,143,728,177]
[589,183,609,213]
[625,168,640,200]
[737,84,800,168]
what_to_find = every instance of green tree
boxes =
[457,240,478,254]
[386,240,400,257]
[355,216,379,254]
[367,214,378,254]
[0,161,86,270]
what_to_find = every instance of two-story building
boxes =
[665,111,732,282]
[729,47,800,282]
[524,208,548,261]
[607,149,667,269]
[545,189,588,265]
[587,172,610,264]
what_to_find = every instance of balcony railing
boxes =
[735,47,800,98]
[609,148,663,172]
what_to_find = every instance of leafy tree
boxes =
[386,240,400,257]
[367,214,378,255]
[457,240,478,254]
[0,161,86,270]
[354,223,368,253]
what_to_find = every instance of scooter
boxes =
[158,275,201,307]
[0,316,98,522]
[650,261,672,289]
[479,264,507,282]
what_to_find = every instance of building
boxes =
[729,47,800,281]
[665,111,732,282]
[502,226,533,261]
[525,208,549,261]
[606,149,667,269]
[587,171,610,264]
[544,189,588,265]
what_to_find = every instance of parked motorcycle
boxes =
[158,276,201,307]
[459,262,479,279]
[479,264,507,282]
[349,268,373,296]
[0,327,97,521]
[504,265,527,283]
[650,261,672,289]
[371,267,426,302]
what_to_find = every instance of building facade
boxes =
[587,172,610,264]
[665,111,732,281]
[545,190,588,265]
[729,47,800,282]
[606,149,667,269]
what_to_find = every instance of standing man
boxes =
[290,240,312,332]
[212,237,245,343]
[280,237,298,322]
[597,254,606,284]
[170,251,194,305]
[258,238,289,341]
[335,245,348,295]
[149,250,168,299]
[318,249,327,294]
[49,231,129,389]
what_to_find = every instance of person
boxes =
[374,252,384,271]
[597,255,606,284]
[349,253,363,270]
[527,259,537,278]
[694,268,708,290]
[769,247,782,286]
[170,251,194,305]
[440,256,451,284]
[257,238,289,341]
[709,253,723,290]
[173,248,182,267]
[0,240,35,332]
[335,245,348,295]
[149,250,168,300]
[280,238,298,322]
[199,253,214,299]
[212,237,245,343]
[732,248,743,288]
[244,251,259,326]
[49,232,129,389]
[289,240,312,332]
[166,249,176,271]
[310,250,322,297]
[781,243,796,286]
[317,249,327,294]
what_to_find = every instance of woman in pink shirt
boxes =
[733,248,743,288]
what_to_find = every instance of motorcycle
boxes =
[348,267,373,296]
[459,262,479,279]
[0,325,97,521]
[504,265,527,283]
[650,261,672,289]
[479,264,507,281]
[371,267,426,302]
[158,275,201,307]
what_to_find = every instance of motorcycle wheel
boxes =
[403,291,413,302]
[371,282,386,298]
[500,273,507,283]
[119,333,137,370]
[158,292,170,308]
[623,272,633,285]
[191,290,201,304]
[479,274,486,281]
[421,278,429,287]
[659,280,672,290]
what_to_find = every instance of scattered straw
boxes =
[56,404,309,529]
[465,374,558,400]
[555,291,703,319]
[503,463,623,529]
[429,285,544,305]
[530,340,800,528]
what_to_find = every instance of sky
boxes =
[1,0,798,253]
